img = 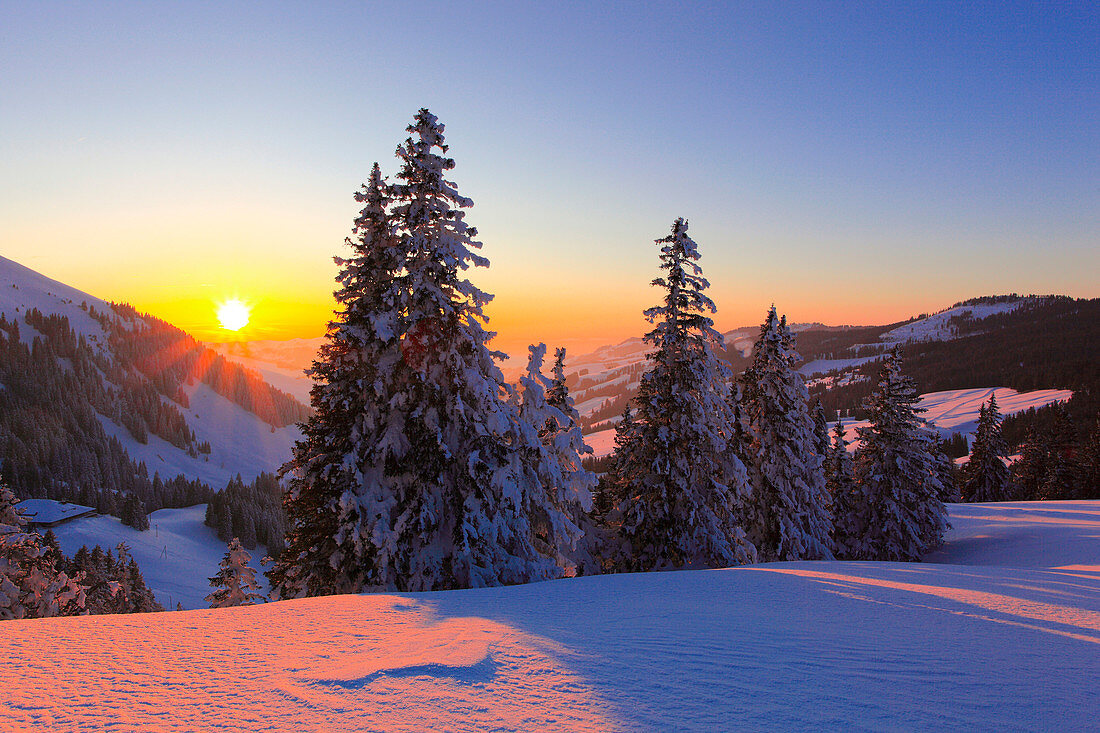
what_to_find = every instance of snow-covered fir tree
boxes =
[207,538,266,608]
[608,218,754,571]
[739,308,833,561]
[826,421,861,558]
[931,437,962,503]
[120,548,161,614]
[962,395,1011,502]
[273,109,577,595]
[595,403,637,524]
[1077,415,1100,499]
[517,344,596,573]
[812,400,830,457]
[1010,428,1048,500]
[270,161,400,597]
[1038,406,1077,500]
[0,483,85,620]
[850,349,947,561]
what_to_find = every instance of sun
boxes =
[216,299,251,331]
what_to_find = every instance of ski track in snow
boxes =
[832,386,1073,448]
[3,502,1099,731]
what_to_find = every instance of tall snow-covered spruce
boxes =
[272,109,579,595]
[269,161,400,597]
[850,349,947,561]
[607,218,754,571]
[739,308,833,561]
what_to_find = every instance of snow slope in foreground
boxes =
[50,505,268,611]
[4,502,1098,731]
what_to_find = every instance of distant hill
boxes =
[560,295,1098,449]
[206,337,323,405]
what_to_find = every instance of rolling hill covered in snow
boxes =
[49,503,269,611]
[3,500,1097,731]
[0,255,308,508]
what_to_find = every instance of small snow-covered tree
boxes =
[1077,415,1100,499]
[826,422,861,559]
[596,403,637,524]
[207,537,265,608]
[1038,406,1078,500]
[851,349,947,561]
[812,401,830,458]
[739,308,833,561]
[1010,428,1048,500]
[0,483,86,620]
[962,395,1011,502]
[931,437,961,503]
[531,346,597,514]
[609,218,754,571]
[517,343,596,572]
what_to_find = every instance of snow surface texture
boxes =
[50,505,268,610]
[3,501,1097,731]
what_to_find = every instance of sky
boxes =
[2,1,1097,356]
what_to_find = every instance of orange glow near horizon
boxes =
[53,262,1007,354]
[11,229,1079,356]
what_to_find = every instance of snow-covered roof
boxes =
[15,499,96,526]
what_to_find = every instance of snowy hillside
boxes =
[0,254,303,488]
[879,300,1025,344]
[96,381,300,487]
[207,337,321,404]
[50,504,268,610]
[3,501,1097,731]
[0,255,114,345]
[828,386,1072,455]
[587,386,1072,460]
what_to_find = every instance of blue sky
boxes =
[1,1,1096,350]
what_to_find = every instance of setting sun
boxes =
[216,299,251,331]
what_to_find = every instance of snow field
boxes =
[832,386,1072,449]
[3,501,1098,731]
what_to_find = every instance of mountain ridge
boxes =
[0,255,308,512]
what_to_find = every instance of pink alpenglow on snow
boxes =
[2,502,1099,730]
[2,595,615,732]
